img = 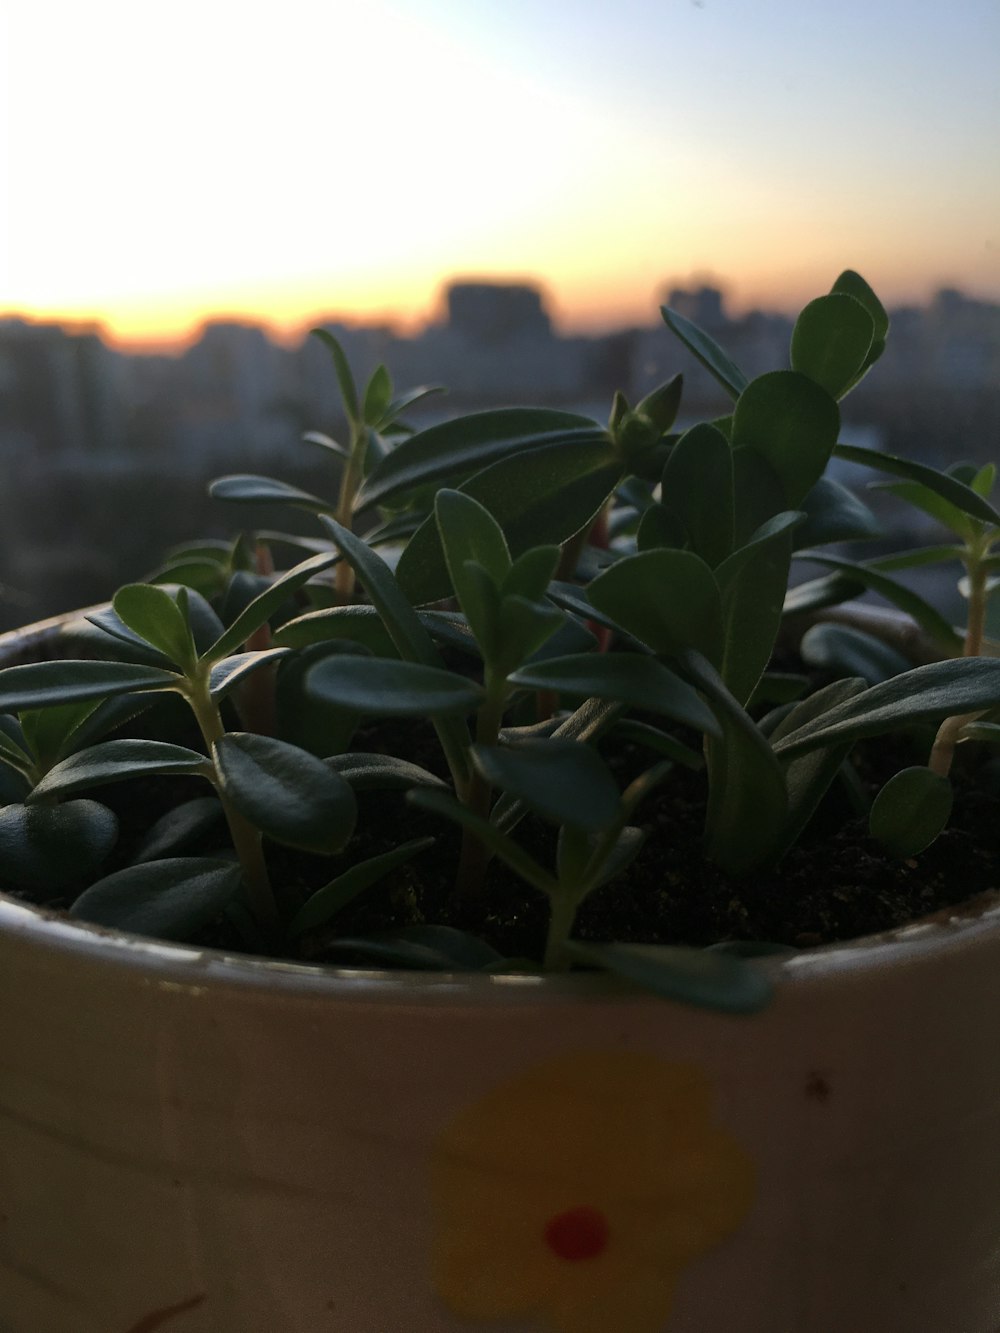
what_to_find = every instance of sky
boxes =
[1,0,998,348]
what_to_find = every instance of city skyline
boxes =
[2,1,997,346]
[3,269,995,358]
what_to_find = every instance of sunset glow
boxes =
[3,0,998,347]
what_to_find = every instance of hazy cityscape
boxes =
[2,278,999,631]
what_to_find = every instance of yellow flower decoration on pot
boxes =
[431,1050,755,1333]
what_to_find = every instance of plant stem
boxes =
[185,676,280,935]
[543,893,578,970]
[333,424,365,602]
[555,504,606,582]
[454,674,507,897]
[235,541,278,736]
[963,554,989,660]
[928,543,990,778]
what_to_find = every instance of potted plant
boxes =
[2,272,1000,1333]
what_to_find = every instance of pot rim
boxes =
[3,887,1000,1003]
[3,606,1000,1004]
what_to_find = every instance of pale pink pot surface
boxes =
[2,614,1000,1332]
[3,894,1000,1333]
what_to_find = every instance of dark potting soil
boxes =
[13,703,997,968]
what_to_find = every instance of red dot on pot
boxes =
[544,1204,610,1261]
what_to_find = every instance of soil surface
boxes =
[3,626,998,966]
[9,706,998,968]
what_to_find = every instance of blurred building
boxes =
[444,281,552,344]
[2,279,999,629]
[0,318,126,458]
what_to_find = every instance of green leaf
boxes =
[489,697,626,837]
[832,269,889,342]
[317,517,443,666]
[795,476,881,547]
[130,797,224,863]
[731,445,788,546]
[435,490,509,649]
[357,408,600,510]
[587,549,724,663]
[395,437,621,606]
[869,766,953,858]
[747,672,809,708]
[732,371,840,506]
[799,624,913,684]
[0,763,30,802]
[566,941,773,1013]
[302,429,349,459]
[209,474,332,513]
[362,363,393,426]
[548,581,640,645]
[586,824,649,889]
[19,699,103,768]
[471,738,621,830]
[835,445,1000,528]
[214,732,357,854]
[315,924,505,971]
[275,643,362,759]
[29,740,209,801]
[0,799,118,891]
[208,648,290,700]
[790,294,874,399]
[273,604,400,655]
[769,677,867,859]
[435,487,512,588]
[495,595,564,672]
[659,306,749,399]
[0,715,32,773]
[636,504,687,551]
[311,328,360,423]
[80,588,225,665]
[162,538,233,565]
[959,721,1000,744]
[72,608,175,666]
[972,462,996,499]
[363,510,426,548]
[831,269,889,385]
[869,545,964,573]
[316,517,473,784]
[70,857,242,941]
[112,584,197,668]
[147,558,230,599]
[715,512,800,705]
[508,652,719,736]
[220,568,292,636]
[868,479,977,541]
[658,422,734,566]
[502,546,560,603]
[635,374,683,433]
[285,837,435,938]
[794,550,963,654]
[0,660,180,712]
[773,658,1000,758]
[326,752,447,790]
[305,654,483,716]
[34,691,156,761]
[611,718,705,771]
[782,571,863,616]
[204,552,339,662]
[608,390,629,436]
[375,383,445,429]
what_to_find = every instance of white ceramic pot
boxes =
[2,614,1000,1333]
